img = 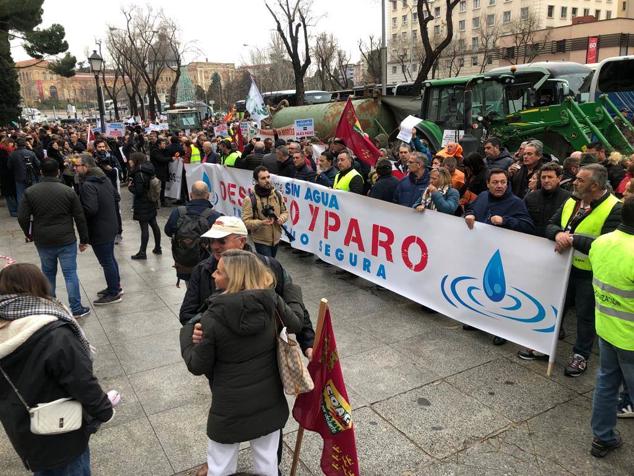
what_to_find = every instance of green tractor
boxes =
[411,62,634,158]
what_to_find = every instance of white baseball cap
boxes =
[201,216,248,239]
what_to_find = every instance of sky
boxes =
[12,0,382,66]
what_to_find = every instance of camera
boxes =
[261,204,277,220]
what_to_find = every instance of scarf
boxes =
[0,294,92,358]
[421,185,449,211]
[254,184,273,198]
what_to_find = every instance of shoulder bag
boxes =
[0,365,82,435]
[274,310,314,395]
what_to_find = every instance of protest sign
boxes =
[165,158,183,199]
[396,115,423,143]
[294,118,315,139]
[441,129,465,147]
[258,126,296,142]
[186,164,571,358]
[214,124,228,137]
[105,122,125,138]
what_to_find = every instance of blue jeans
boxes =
[254,242,279,258]
[91,241,120,295]
[591,338,634,443]
[15,181,27,211]
[34,446,90,476]
[6,194,18,217]
[37,242,83,314]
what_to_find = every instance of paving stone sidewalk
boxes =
[0,195,632,476]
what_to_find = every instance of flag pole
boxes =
[290,298,328,476]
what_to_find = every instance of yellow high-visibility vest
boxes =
[333,168,362,191]
[589,229,634,350]
[190,145,201,163]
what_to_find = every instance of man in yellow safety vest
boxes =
[333,151,364,194]
[570,196,634,457]
[546,164,622,377]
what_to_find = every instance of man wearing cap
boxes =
[179,215,314,353]
[218,139,241,167]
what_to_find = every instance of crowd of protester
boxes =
[0,116,633,474]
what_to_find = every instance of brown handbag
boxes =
[274,310,314,395]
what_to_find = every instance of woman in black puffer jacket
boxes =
[128,152,161,259]
[180,249,302,476]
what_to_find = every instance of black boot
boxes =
[131,252,147,260]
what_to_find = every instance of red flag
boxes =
[334,98,380,167]
[235,123,245,153]
[292,307,360,476]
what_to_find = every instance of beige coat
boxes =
[242,190,288,245]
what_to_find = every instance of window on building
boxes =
[459,38,466,49]
[411,63,417,72]
[474,0,481,9]
[487,55,494,64]
[472,37,479,50]
[503,11,511,23]
[487,14,495,26]
[402,31,407,39]
[472,55,479,66]
[434,25,441,35]
[561,6,567,18]
[434,6,441,18]
[402,14,408,25]
[606,10,612,18]
[392,17,397,27]
[402,0,408,6]
[459,57,465,67]
[623,2,627,13]
[392,1,397,10]
[505,46,515,59]
[459,19,466,31]
[460,0,466,12]
[555,39,566,53]
[595,9,601,19]
[412,30,418,39]
[547,5,554,18]
[392,33,397,42]
[584,8,590,16]
[392,65,397,74]
[413,12,418,21]
[489,0,496,5]
[472,16,480,28]
[572,7,578,17]
[520,7,529,20]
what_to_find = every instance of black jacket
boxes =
[150,146,172,182]
[179,253,315,352]
[78,170,120,245]
[7,147,39,183]
[606,162,626,190]
[18,177,89,246]
[316,166,337,188]
[236,151,264,170]
[0,321,113,472]
[369,174,399,202]
[46,145,65,171]
[294,163,316,182]
[511,160,546,199]
[129,162,157,222]
[180,289,302,443]
[485,149,514,170]
[261,153,279,174]
[276,157,296,178]
[524,187,570,238]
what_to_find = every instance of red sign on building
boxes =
[586,36,600,64]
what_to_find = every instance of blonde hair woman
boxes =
[413,166,460,214]
[180,249,302,476]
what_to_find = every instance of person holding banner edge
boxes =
[546,164,622,377]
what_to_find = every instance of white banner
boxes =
[165,158,183,200]
[186,164,572,357]
[105,122,125,138]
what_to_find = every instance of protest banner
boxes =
[214,124,228,137]
[185,164,572,361]
[257,126,296,142]
[294,118,315,139]
[165,158,183,199]
[105,122,125,138]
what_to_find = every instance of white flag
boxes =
[246,78,269,128]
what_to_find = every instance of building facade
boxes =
[386,0,632,82]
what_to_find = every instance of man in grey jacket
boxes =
[18,159,91,318]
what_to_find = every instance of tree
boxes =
[390,35,415,82]
[504,9,549,65]
[0,1,70,124]
[477,16,500,73]
[207,72,223,110]
[47,52,76,77]
[358,35,382,84]
[195,85,206,101]
[312,33,352,90]
[413,0,461,85]
[265,0,311,105]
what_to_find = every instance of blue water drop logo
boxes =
[483,250,506,302]
[202,172,212,191]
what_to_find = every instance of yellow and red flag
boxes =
[334,98,380,167]
[292,306,360,476]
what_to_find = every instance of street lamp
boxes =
[88,50,106,133]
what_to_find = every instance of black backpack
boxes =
[171,207,216,269]
[23,153,36,187]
